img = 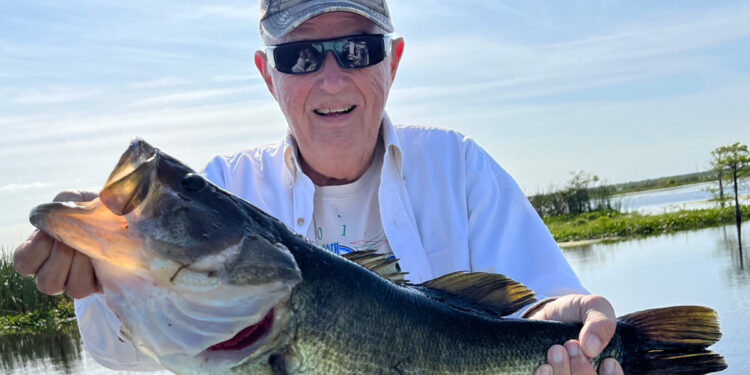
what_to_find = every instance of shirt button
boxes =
[297,218,305,226]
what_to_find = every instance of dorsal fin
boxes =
[343,250,410,284]
[415,272,537,317]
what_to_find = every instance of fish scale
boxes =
[271,236,622,375]
[29,139,727,375]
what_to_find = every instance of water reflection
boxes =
[565,222,750,373]
[0,327,82,374]
[614,181,750,214]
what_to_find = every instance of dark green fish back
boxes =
[232,192,727,375]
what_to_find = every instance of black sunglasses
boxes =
[266,34,391,75]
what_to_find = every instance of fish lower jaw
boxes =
[172,301,293,372]
[207,308,275,352]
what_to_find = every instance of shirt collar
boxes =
[282,112,405,181]
[381,112,405,178]
[283,133,303,179]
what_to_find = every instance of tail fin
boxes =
[619,306,727,374]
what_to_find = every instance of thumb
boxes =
[579,295,616,358]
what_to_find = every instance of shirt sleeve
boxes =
[462,137,588,306]
[75,295,163,371]
[201,154,231,190]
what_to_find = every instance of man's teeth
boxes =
[315,106,355,115]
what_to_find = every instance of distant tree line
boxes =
[528,171,617,218]
[529,142,749,220]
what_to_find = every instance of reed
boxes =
[0,252,67,314]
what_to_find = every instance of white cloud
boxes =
[210,74,259,83]
[128,86,260,107]
[396,3,750,106]
[0,182,50,192]
[126,77,192,89]
[12,86,101,104]
[177,5,260,21]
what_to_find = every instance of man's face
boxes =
[255,12,404,179]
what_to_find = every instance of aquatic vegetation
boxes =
[0,253,76,334]
[546,206,750,242]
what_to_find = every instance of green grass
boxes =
[0,252,76,334]
[545,205,750,243]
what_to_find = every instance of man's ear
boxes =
[389,37,405,81]
[254,50,276,98]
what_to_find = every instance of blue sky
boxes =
[1,0,750,248]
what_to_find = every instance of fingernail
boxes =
[540,365,552,375]
[602,359,615,375]
[584,335,601,355]
[565,342,579,357]
[551,346,564,363]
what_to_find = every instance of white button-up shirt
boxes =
[75,114,587,370]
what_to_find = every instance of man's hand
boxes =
[529,295,624,375]
[13,190,101,299]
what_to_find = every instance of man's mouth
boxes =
[314,105,356,117]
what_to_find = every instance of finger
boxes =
[35,241,75,295]
[65,251,98,299]
[534,364,552,375]
[579,296,617,357]
[13,230,54,276]
[546,344,571,375]
[565,340,597,375]
[598,358,623,375]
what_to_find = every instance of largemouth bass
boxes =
[30,139,727,374]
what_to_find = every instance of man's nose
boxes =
[317,52,347,94]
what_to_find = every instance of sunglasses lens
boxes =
[270,35,387,74]
[333,36,386,69]
[273,44,323,74]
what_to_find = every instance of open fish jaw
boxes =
[29,139,304,371]
[94,258,292,357]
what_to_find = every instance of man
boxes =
[14,1,623,374]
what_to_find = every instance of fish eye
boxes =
[182,173,206,192]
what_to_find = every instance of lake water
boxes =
[1,223,747,374]
[614,181,750,214]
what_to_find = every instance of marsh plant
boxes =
[0,252,65,315]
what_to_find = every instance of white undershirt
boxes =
[306,142,396,266]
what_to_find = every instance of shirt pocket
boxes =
[424,240,469,279]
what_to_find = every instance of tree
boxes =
[713,142,750,250]
[710,147,728,207]
[528,171,615,217]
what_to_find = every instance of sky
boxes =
[1,0,750,249]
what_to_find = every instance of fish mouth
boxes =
[100,138,158,216]
[28,138,159,270]
[29,199,149,271]
[169,303,293,371]
[207,308,275,352]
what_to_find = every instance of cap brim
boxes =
[261,0,394,39]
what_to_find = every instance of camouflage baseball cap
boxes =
[260,0,394,39]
